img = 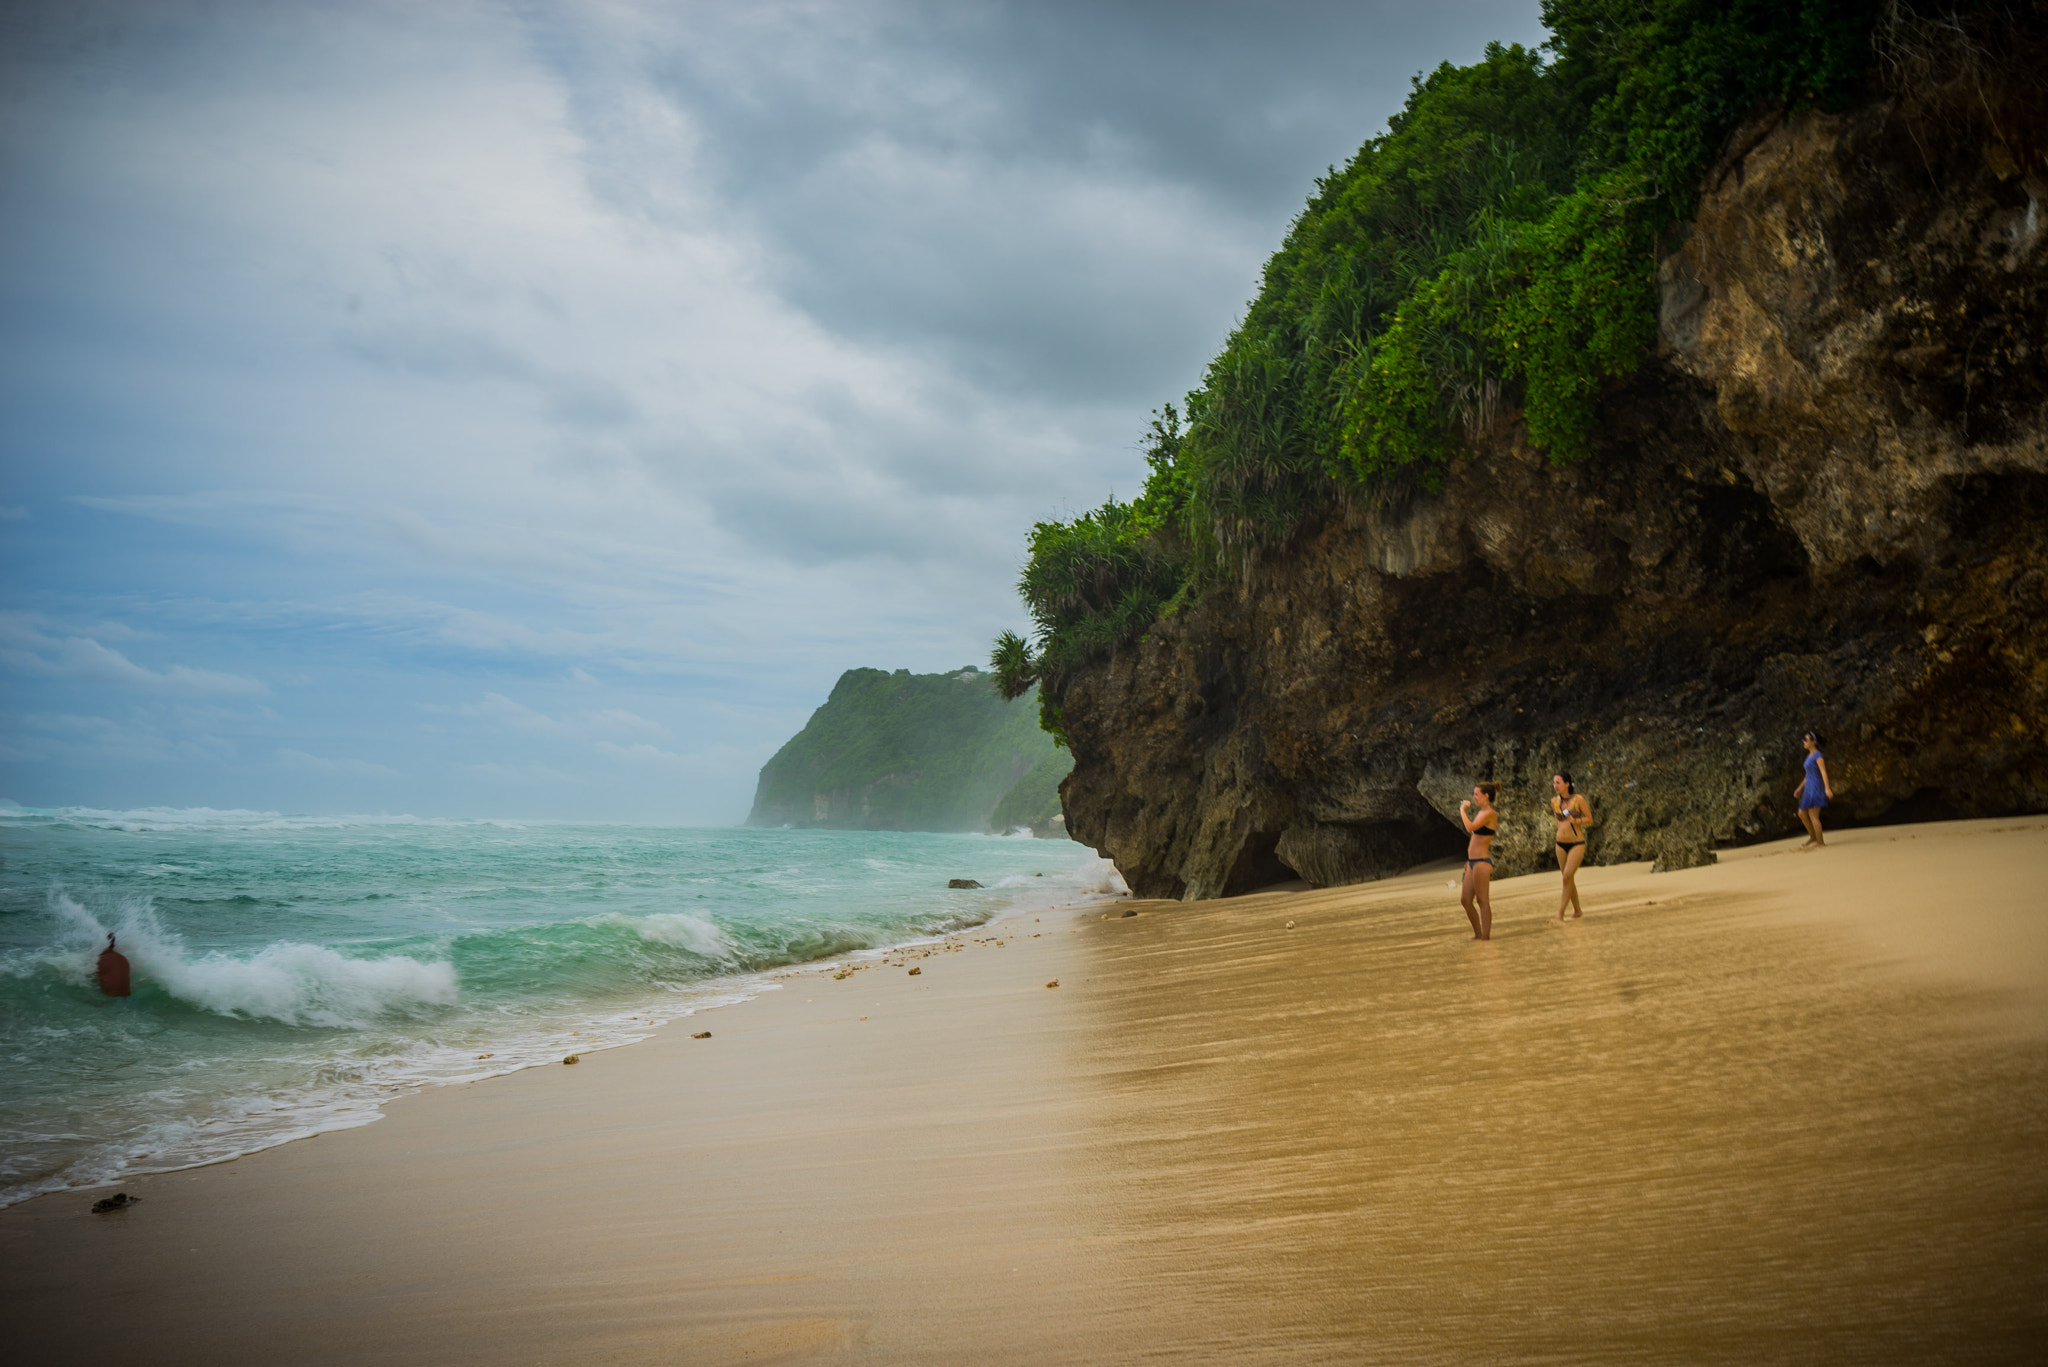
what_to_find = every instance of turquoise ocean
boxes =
[0,807,1123,1208]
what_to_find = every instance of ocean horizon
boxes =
[0,805,1124,1208]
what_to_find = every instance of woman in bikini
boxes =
[1459,782,1499,941]
[1551,772,1591,921]
[1793,730,1833,848]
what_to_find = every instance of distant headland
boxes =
[746,667,1072,837]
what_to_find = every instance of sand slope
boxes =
[4,816,2044,1365]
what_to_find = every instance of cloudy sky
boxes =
[0,0,1545,823]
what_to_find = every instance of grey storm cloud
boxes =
[534,0,1550,404]
[0,0,1550,819]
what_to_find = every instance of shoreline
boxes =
[5,815,2044,1365]
[1,865,1130,1213]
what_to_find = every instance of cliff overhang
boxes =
[1056,83,2048,898]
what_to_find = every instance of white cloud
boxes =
[0,710,233,766]
[436,691,668,740]
[277,749,402,778]
[0,613,266,696]
[461,760,581,785]
[594,740,695,766]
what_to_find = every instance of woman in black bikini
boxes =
[1460,782,1499,941]
[1551,772,1591,921]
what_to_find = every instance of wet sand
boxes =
[4,815,2044,1365]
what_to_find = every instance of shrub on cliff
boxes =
[998,0,1896,711]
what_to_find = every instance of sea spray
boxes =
[0,811,1122,1206]
[40,889,459,1026]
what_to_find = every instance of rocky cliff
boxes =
[1058,78,2048,899]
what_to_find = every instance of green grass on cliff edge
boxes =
[994,0,1896,725]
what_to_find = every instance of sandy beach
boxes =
[5,814,2045,1365]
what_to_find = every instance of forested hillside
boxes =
[747,667,1071,834]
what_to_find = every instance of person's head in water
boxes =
[1804,730,1825,752]
[1552,772,1574,797]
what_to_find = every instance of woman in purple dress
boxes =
[1793,730,1834,849]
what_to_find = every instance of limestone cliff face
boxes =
[1057,87,2048,899]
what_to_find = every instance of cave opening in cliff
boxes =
[1690,482,1808,596]
[1949,471,2048,558]
[1223,829,1295,897]
[1865,786,1978,828]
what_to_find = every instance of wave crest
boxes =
[43,891,457,1027]
[631,912,733,959]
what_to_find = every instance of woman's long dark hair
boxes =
[1555,771,1574,795]
[1805,730,1825,750]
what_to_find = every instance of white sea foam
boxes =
[0,804,531,834]
[632,912,734,960]
[47,891,457,1027]
[1068,857,1129,896]
[993,856,1126,897]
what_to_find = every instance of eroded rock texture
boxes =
[1058,88,2048,899]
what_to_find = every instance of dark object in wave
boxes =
[947,878,983,889]
[91,1192,139,1214]
[691,1031,711,1039]
[96,934,131,998]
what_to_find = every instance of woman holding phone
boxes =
[1551,772,1591,920]
[1460,783,1499,941]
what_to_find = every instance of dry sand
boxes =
[4,815,2045,1365]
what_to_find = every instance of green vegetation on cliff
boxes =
[747,667,1071,833]
[995,0,1895,719]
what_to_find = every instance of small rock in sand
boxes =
[908,966,921,976]
[91,1193,139,1214]
[691,1031,711,1039]
[1045,979,1059,989]
[1286,920,1296,930]
[563,1055,580,1065]
[1121,909,1138,918]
